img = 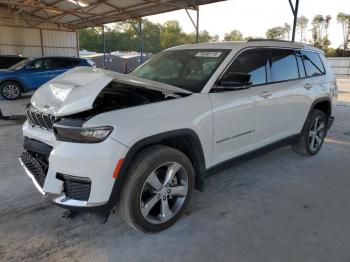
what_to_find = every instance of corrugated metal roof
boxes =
[0,0,225,28]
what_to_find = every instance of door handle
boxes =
[259,91,273,98]
[304,83,313,90]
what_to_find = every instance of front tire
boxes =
[293,109,327,156]
[0,81,22,100]
[119,145,195,233]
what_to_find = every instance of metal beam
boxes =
[289,0,300,42]
[185,6,199,43]
[139,18,144,63]
[196,6,199,43]
[102,24,106,69]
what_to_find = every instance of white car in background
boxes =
[20,40,337,233]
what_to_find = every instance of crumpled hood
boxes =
[31,66,191,116]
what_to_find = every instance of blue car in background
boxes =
[0,56,95,100]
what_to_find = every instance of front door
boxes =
[210,48,276,166]
[23,58,55,89]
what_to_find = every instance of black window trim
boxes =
[213,46,326,92]
[301,50,326,78]
[295,50,307,79]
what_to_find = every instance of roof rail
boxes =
[246,39,295,43]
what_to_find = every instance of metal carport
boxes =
[0,0,300,57]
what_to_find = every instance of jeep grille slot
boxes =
[26,105,55,131]
[21,151,48,187]
[56,173,91,201]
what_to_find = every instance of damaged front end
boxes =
[28,67,191,129]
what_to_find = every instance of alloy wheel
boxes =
[139,162,189,224]
[308,116,325,152]
[3,84,20,99]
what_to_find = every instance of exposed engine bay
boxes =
[56,81,189,123]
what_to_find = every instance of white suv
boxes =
[20,40,337,232]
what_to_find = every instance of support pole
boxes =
[39,29,44,56]
[102,24,106,68]
[139,18,144,63]
[289,0,299,42]
[196,6,199,43]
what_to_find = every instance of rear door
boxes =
[269,48,310,137]
[49,58,79,77]
[272,49,329,137]
[210,48,277,165]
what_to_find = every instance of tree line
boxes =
[265,12,350,56]
[78,20,218,55]
[78,12,350,57]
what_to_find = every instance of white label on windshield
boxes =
[195,52,222,58]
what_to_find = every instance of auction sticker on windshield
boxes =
[195,52,222,58]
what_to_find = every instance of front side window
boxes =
[131,49,230,93]
[31,59,52,70]
[301,51,325,77]
[225,48,269,86]
[269,49,299,82]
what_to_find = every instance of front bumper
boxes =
[19,157,99,208]
[20,121,128,209]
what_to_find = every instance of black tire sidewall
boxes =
[0,81,22,100]
[304,110,327,155]
[122,146,195,233]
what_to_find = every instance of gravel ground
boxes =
[0,80,349,262]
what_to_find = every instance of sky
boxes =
[145,0,349,48]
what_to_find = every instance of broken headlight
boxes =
[53,125,113,143]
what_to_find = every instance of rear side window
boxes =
[301,51,325,77]
[269,49,299,82]
[226,49,269,86]
[51,58,79,68]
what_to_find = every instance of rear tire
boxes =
[0,81,22,100]
[118,145,195,233]
[293,109,327,156]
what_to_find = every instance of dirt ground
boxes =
[0,79,349,262]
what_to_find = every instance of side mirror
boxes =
[218,72,252,90]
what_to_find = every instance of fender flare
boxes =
[300,96,332,134]
[306,97,331,121]
[104,129,207,211]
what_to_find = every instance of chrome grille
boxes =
[26,105,55,131]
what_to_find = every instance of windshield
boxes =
[131,49,230,93]
[8,58,31,70]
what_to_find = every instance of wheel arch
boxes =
[105,129,207,211]
[0,78,25,92]
[311,97,332,119]
[303,97,332,129]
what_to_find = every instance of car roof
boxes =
[166,40,323,54]
[32,56,84,60]
[0,55,26,57]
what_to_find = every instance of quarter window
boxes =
[226,49,269,86]
[301,51,325,77]
[269,49,299,82]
